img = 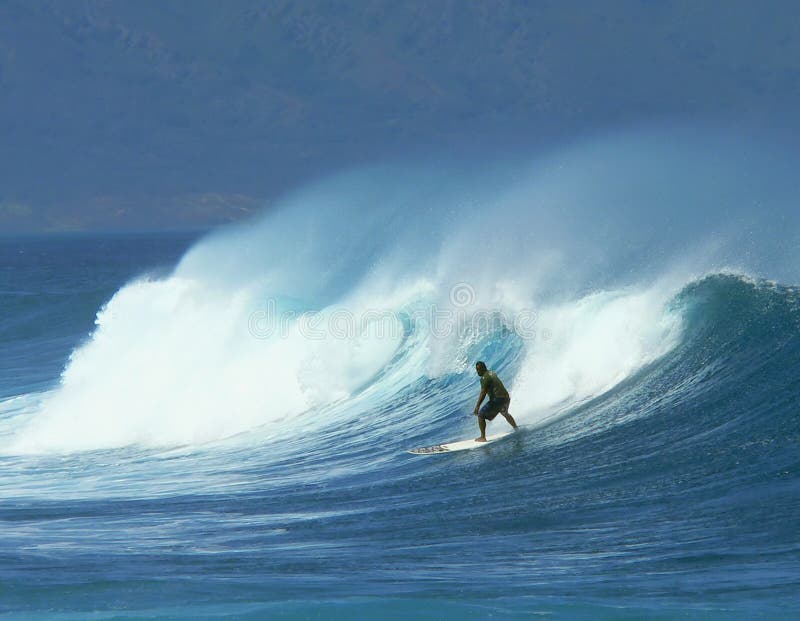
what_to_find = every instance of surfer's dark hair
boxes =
[475,361,487,371]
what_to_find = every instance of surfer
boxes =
[473,361,518,441]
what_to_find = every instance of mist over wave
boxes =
[5,126,798,454]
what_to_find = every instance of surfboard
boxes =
[408,430,514,455]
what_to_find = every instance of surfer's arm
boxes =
[473,389,487,415]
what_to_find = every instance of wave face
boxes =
[1,130,799,618]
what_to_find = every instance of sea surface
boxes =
[1,140,799,619]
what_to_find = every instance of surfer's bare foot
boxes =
[475,437,487,442]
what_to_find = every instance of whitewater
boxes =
[0,127,798,619]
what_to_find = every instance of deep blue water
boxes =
[0,228,798,620]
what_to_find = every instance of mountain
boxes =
[1,0,798,231]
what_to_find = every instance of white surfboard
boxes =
[408,430,514,455]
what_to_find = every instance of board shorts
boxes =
[479,397,510,421]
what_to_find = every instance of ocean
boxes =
[1,131,799,619]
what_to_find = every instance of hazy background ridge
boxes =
[1,0,799,232]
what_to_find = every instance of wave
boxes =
[534,273,800,451]
[2,273,686,454]
[4,128,799,455]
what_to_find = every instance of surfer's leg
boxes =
[475,416,487,442]
[501,399,518,429]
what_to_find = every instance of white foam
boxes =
[7,276,403,454]
[510,284,683,425]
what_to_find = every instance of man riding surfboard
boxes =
[473,361,518,441]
